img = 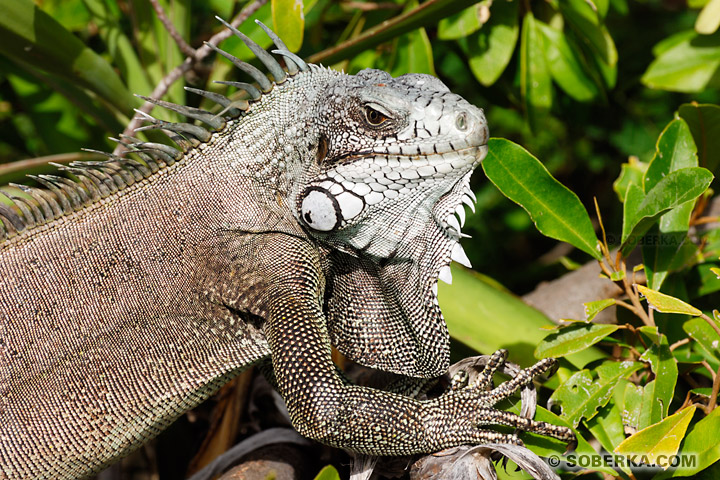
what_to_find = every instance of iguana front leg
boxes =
[261,238,574,455]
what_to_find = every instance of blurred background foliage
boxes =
[0,0,717,294]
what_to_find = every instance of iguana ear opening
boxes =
[324,249,450,378]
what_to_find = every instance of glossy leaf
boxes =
[483,138,601,259]
[643,120,699,192]
[638,333,677,424]
[548,360,643,427]
[536,323,619,358]
[586,401,627,453]
[583,299,617,322]
[620,167,713,255]
[313,465,341,480]
[272,0,304,52]
[636,285,702,316]
[683,317,720,364]
[642,31,720,93]
[678,103,720,174]
[536,20,599,102]
[82,0,153,96]
[559,0,618,66]
[0,0,137,116]
[655,407,720,478]
[614,406,695,469]
[519,13,552,130]
[391,13,435,77]
[613,157,647,203]
[438,2,485,40]
[642,119,698,290]
[467,0,518,86]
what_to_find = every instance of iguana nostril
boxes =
[456,112,468,131]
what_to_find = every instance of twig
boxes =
[707,364,720,413]
[701,313,720,338]
[701,360,717,381]
[669,338,690,351]
[0,152,106,178]
[149,0,197,58]
[622,265,653,326]
[341,1,402,11]
[113,0,269,155]
[693,216,719,226]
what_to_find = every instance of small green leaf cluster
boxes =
[484,103,720,478]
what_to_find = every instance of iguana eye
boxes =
[364,106,389,126]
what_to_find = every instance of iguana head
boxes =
[294,68,488,378]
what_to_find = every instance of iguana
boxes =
[0,20,574,479]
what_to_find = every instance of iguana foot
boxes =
[438,350,576,448]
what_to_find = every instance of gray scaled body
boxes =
[0,21,573,479]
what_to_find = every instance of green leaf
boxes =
[614,406,696,468]
[438,2,485,40]
[683,317,720,365]
[82,0,154,96]
[467,0,518,86]
[308,0,481,65]
[620,167,714,255]
[313,465,341,480]
[617,379,648,431]
[536,323,619,358]
[642,30,720,93]
[439,266,604,369]
[657,407,720,477]
[711,267,720,280]
[638,333,678,424]
[583,299,617,322]
[642,119,698,290]
[0,0,137,116]
[559,0,618,66]
[548,360,643,427]
[621,182,644,245]
[483,138,601,259]
[519,13,552,129]
[586,401,627,453]
[272,0,304,52]
[644,119,699,192]
[536,20,599,102]
[391,15,435,77]
[678,103,720,174]
[696,0,720,34]
[636,285,702,316]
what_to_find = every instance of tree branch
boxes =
[149,0,197,59]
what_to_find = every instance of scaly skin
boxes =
[0,24,573,479]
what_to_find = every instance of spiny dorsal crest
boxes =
[0,19,306,243]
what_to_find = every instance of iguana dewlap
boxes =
[0,21,573,479]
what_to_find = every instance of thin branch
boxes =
[701,313,720,339]
[621,264,653,326]
[693,215,720,226]
[113,0,269,156]
[669,338,690,352]
[0,152,106,178]
[708,364,720,413]
[701,360,717,381]
[149,0,197,58]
